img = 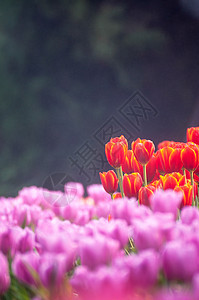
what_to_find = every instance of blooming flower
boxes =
[132,138,155,165]
[181,142,199,171]
[123,173,143,198]
[105,135,128,168]
[99,170,118,194]
[187,127,199,145]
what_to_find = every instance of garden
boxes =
[0,126,199,300]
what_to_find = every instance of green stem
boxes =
[111,193,113,200]
[190,170,195,206]
[183,168,187,184]
[143,164,147,187]
[196,184,199,208]
[116,167,124,197]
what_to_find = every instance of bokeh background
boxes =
[0,0,199,196]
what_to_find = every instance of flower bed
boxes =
[0,127,199,300]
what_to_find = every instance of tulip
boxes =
[12,252,40,286]
[162,240,198,281]
[39,253,68,288]
[87,184,111,204]
[131,154,156,183]
[160,173,179,190]
[174,183,193,207]
[187,127,199,145]
[16,227,35,253]
[0,252,10,294]
[122,150,135,174]
[132,138,155,166]
[79,234,119,270]
[105,135,128,169]
[150,189,182,219]
[112,192,122,199]
[156,147,183,174]
[132,138,155,186]
[181,143,199,171]
[99,170,118,195]
[138,185,156,207]
[158,140,185,149]
[181,206,199,225]
[123,173,143,198]
[150,179,162,189]
[158,140,174,149]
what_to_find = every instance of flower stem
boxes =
[183,168,187,184]
[143,164,147,187]
[116,167,124,197]
[190,170,195,206]
[111,193,113,200]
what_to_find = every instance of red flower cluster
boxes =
[100,128,199,209]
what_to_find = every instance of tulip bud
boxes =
[105,136,128,168]
[122,150,135,174]
[187,127,199,145]
[132,138,155,166]
[12,252,40,286]
[162,240,198,281]
[0,253,10,294]
[174,183,193,207]
[99,170,118,194]
[138,185,155,207]
[181,143,199,171]
[123,173,143,198]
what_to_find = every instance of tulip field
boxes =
[1,127,199,300]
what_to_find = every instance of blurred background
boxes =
[0,0,199,196]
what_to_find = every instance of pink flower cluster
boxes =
[0,183,199,300]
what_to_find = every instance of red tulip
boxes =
[180,171,198,198]
[187,127,199,145]
[99,170,118,194]
[181,143,199,171]
[124,151,156,183]
[160,173,179,190]
[156,147,183,174]
[123,173,143,198]
[174,183,193,207]
[122,150,135,174]
[105,135,128,168]
[112,192,122,199]
[138,185,156,207]
[132,138,155,166]
[158,141,185,149]
[150,179,162,189]
[135,155,156,183]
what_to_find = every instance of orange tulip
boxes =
[138,185,156,207]
[123,173,143,198]
[187,127,199,145]
[99,170,118,194]
[181,143,199,171]
[105,135,128,168]
[132,138,155,166]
